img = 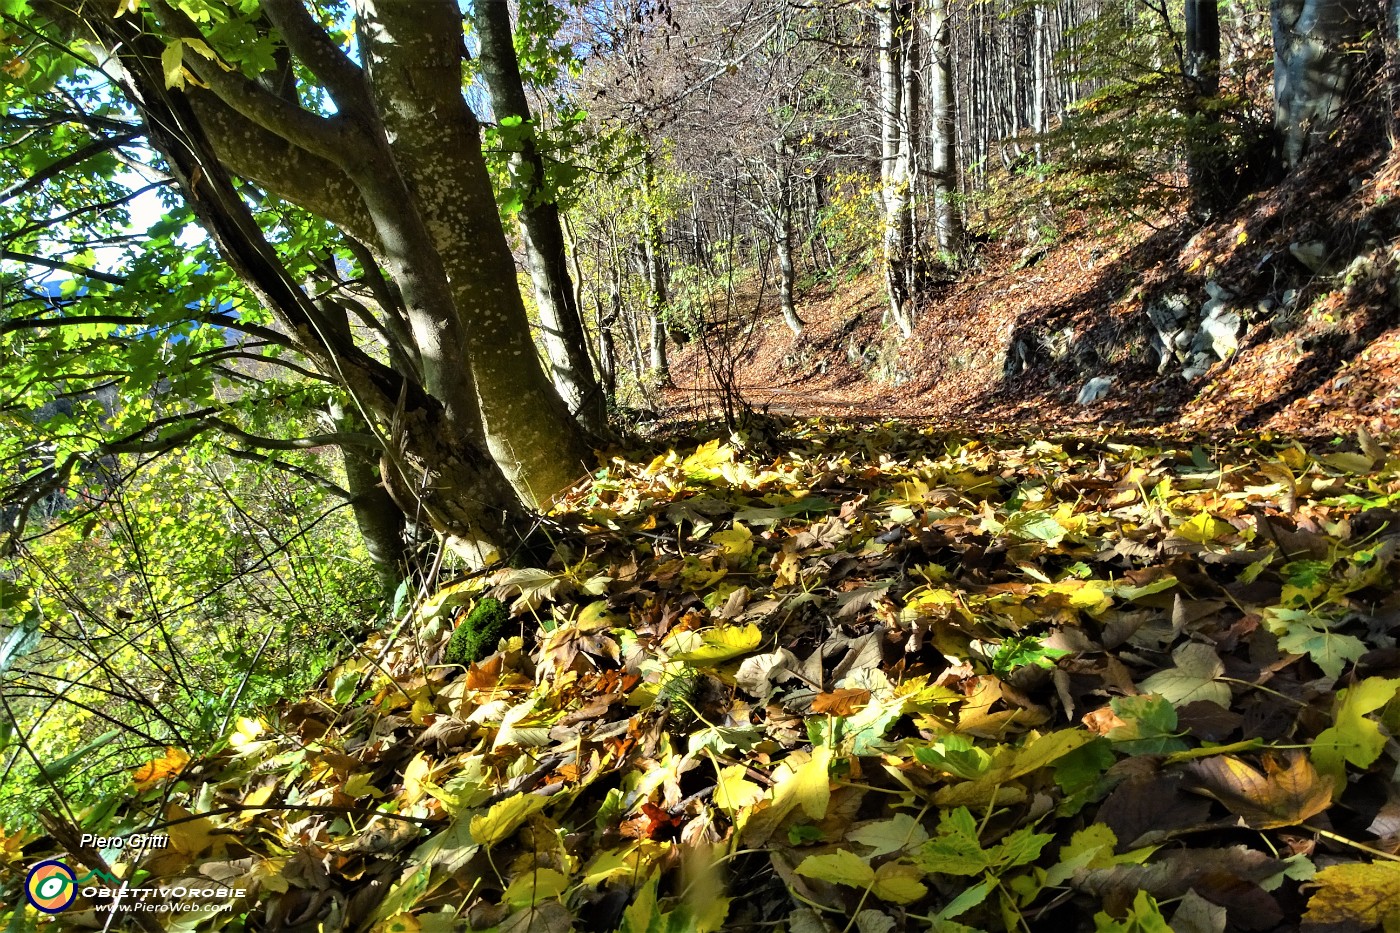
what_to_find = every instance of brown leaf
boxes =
[810,688,871,716]
[1184,751,1334,829]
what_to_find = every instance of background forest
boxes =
[1,0,1399,929]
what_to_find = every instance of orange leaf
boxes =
[133,747,190,791]
[811,688,872,716]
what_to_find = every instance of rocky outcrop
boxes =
[1146,281,1244,381]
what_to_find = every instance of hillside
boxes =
[662,89,1400,439]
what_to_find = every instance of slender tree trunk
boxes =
[331,400,407,594]
[773,139,805,337]
[929,0,963,255]
[352,0,592,507]
[878,0,916,339]
[473,0,607,437]
[641,157,671,383]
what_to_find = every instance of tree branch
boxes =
[215,445,351,499]
[260,0,370,116]
[0,131,140,203]
[150,0,366,168]
[1,250,127,285]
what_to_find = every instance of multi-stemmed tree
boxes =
[3,0,600,569]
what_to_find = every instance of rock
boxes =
[1342,251,1381,288]
[1146,294,1193,373]
[1204,281,1234,302]
[1200,304,1241,359]
[1182,351,1214,381]
[1289,240,1329,272]
[1148,294,1193,328]
[1076,376,1114,405]
[1282,289,1300,308]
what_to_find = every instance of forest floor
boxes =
[661,98,1400,440]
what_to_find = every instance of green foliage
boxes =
[0,448,378,829]
[987,0,1274,227]
[443,597,510,667]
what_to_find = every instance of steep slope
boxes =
[663,80,1400,438]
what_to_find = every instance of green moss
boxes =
[444,597,509,667]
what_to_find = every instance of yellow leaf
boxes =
[161,40,185,89]
[343,771,385,799]
[1174,512,1235,544]
[795,849,875,887]
[711,524,753,564]
[779,746,832,820]
[714,764,764,816]
[1236,230,1248,246]
[1185,752,1333,829]
[502,867,570,908]
[668,624,763,664]
[873,861,928,904]
[681,440,735,479]
[133,747,189,790]
[402,753,433,805]
[1304,861,1400,927]
[470,792,551,846]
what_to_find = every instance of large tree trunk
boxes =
[86,11,530,563]
[928,0,963,255]
[50,0,593,563]
[1272,0,1372,169]
[349,0,592,507]
[473,0,608,437]
[1185,0,1229,213]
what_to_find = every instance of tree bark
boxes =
[929,0,963,255]
[350,0,592,506]
[641,157,671,383]
[1185,0,1229,213]
[1272,0,1373,168]
[83,9,529,561]
[473,0,607,437]
[878,0,916,339]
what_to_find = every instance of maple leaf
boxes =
[1184,752,1334,829]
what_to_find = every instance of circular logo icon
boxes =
[25,860,77,913]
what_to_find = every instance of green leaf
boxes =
[913,734,992,780]
[795,849,876,888]
[1137,642,1231,708]
[1311,677,1400,788]
[1104,695,1187,755]
[935,877,995,921]
[1094,889,1172,932]
[918,807,993,877]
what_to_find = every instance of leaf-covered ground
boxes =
[8,422,1400,932]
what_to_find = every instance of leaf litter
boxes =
[6,422,1400,932]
